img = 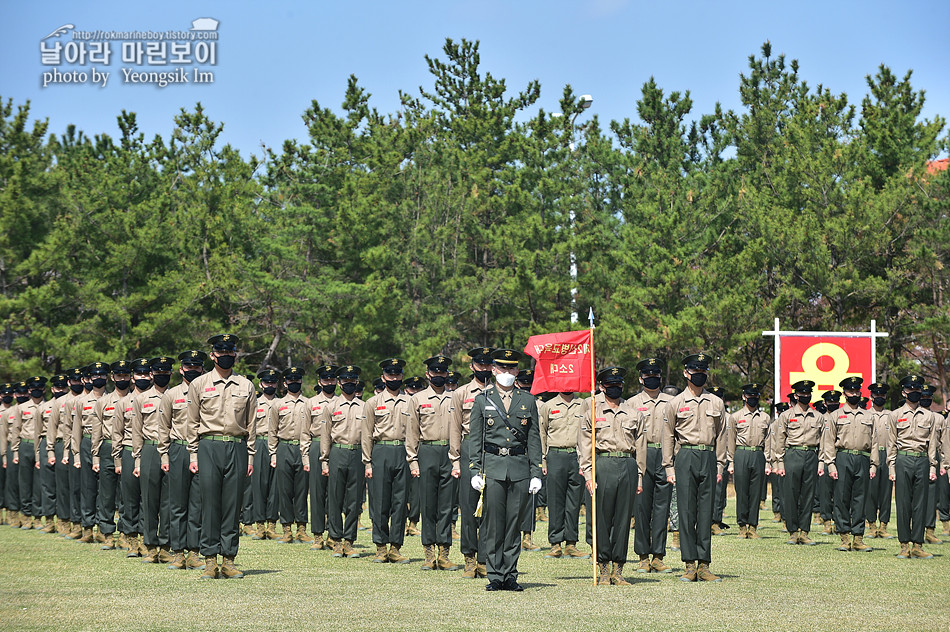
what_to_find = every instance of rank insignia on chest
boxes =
[521,419,528,426]
[520,405,526,410]
[487,419,494,427]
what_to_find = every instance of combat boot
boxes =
[910,543,933,559]
[822,520,835,535]
[18,515,32,530]
[852,535,872,552]
[680,561,697,582]
[650,556,672,573]
[670,531,680,551]
[100,534,115,550]
[475,561,487,578]
[126,535,142,557]
[406,520,421,536]
[711,523,724,536]
[786,530,800,545]
[117,533,129,550]
[521,532,540,551]
[220,556,244,578]
[438,545,461,570]
[41,518,56,533]
[451,522,461,540]
[79,527,95,543]
[895,542,910,559]
[798,531,817,546]
[265,521,278,539]
[167,551,186,569]
[836,533,851,551]
[372,544,389,563]
[8,511,21,528]
[137,538,149,557]
[279,523,293,544]
[158,546,173,563]
[331,539,343,557]
[867,520,877,536]
[421,545,436,570]
[461,554,477,578]
[342,540,359,558]
[924,528,941,545]
[186,550,205,570]
[942,520,950,536]
[697,562,722,582]
[387,545,410,564]
[141,546,159,563]
[309,536,324,551]
[252,522,266,540]
[597,562,611,585]
[296,523,313,544]
[812,512,822,525]
[747,526,762,539]
[610,563,631,585]
[736,525,748,539]
[878,523,894,539]
[636,555,651,573]
[545,543,563,558]
[199,556,219,579]
[95,528,106,543]
[564,542,589,558]
[771,511,782,523]
[67,522,81,538]
[536,506,548,522]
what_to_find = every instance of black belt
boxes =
[485,444,526,457]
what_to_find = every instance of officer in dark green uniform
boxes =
[469,349,542,592]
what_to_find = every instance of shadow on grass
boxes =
[242,569,280,576]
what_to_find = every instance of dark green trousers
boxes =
[140,443,169,547]
[95,442,118,535]
[894,453,928,543]
[276,441,307,525]
[459,438,485,561]
[168,442,201,551]
[198,437,248,558]
[118,448,141,535]
[79,436,98,528]
[938,471,950,522]
[308,442,327,534]
[18,442,36,516]
[770,473,783,513]
[483,475,529,584]
[407,469,420,523]
[925,475,937,529]
[587,455,633,563]
[327,445,363,542]
[817,463,834,520]
[714,464,729,523]
[371,443,408,546]
[865,448,891,524]
[250,437,277,523]
[546,448,583,545]
[734,448,765,527]
[832,452,869,535]
[782,448,818,534]
[635,446,670,555]
[54,440,70,520]
[675,448,716,563]
[5,449,18,512]
[69,454,81,523]
[418,443,454,547]
[39,438,55,517]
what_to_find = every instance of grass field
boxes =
[1,498,948,632]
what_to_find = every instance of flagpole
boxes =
[588,308,597,586]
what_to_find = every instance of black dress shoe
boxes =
[485,580,504,591]
[502,578,524,591]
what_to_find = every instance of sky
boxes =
[2,0,948,159]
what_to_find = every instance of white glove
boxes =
[528,477,542,495]
[471,475,485,491]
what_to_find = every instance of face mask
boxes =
[15,395,29,404]
[215,355,236,370]
[905,391,922,403]
[321,384,336,395]
[114,380,131,391]
[91,378,107,389]
[1,395,11,404]
[84,384,92,392]
[384,379,403,391]
[473,370,493,384]
[30,388,45,399]
[69,384,83,394]
[872,396,886,407]
[746,397,759,409]
[153,374,171,388]
[182,370,201,383]
[604,385,624,399]
[287,383,301,394]
[341,383,358,395]
[495,372,516,388]
[262,386,277,396]
[920,398,933,408]
[845,395,862,407]
[825,402,839,412]
[688,373,707,388]
[54,390,68,399]
[134,378,153,391]
[642,376,662,390]
[797,395,812,406]
[429,376,446,388]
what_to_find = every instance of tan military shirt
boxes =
[11,399,40,453]
[662,388,728,478]
[131,386,167,469]
[91,391,125,468]
[269,394,309,459]
[110,392,136,463]
[538,393,585,469]
[35,398,56,461]
[408,386,455,475]
[72,391,103,462]
[157,382,191,467]
[319,394,364,464]
[627,390,673,446]
[44,395,67,462]
[255,395,279,438]
[449,379,488,468]
[886,403,938,477]
[772,404,824,471]
[820,403,879,475]
[300,393,331,460]
[727,407,771,463]
[185,371,257,465]
[362,390,410,465]
[577,393,644,484]
[0,403,10,465]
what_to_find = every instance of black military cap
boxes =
[516,369,535,384]
[867,382,889,395]
[491,349,521,367]
[65,368,83,380]
[839,376,863,391]
[111,360,131,374]
[131,358,152,374]
[87,361,110,375]
[682,353,711,370]
[468,347,495,365]
[821,390,841,402]
[244,374,256,383]
[899,374,924,389]
[14,381,28,393]
[709,386,726,400]
[814,401,827,414]
[283,366,304,381]
[150,356,174,371]
[379,358,407,374]
[50,374,69,387]
[372,377,385,391]
[921,384,936,397]
[791,380,816,393]
[27,376,48,388]
[336,365,361,379]
[404,376,427,390]
[0,383,12,394]
[785,392,795,401]
[636,358,664,374]
[446,371,461,385]
[859,396,869,407]
[178,350,208,366]
[597,367,627,383]
[355,380,365,393]
[423,355,451,371]
[207,333,239,351]
[774,402,790,414]
[257,369,279,382]
[742,383,763,395]
[316,364,339,380]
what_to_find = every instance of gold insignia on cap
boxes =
[505,351,512,358]
[391,360,398,365]
[611,368,618,375]
[223,335,231,342]
[95,363,102,368]
[347,365,353,371]
[649,359,656,365]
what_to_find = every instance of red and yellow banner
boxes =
[779,336,873,403]
[524,330,593,395]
